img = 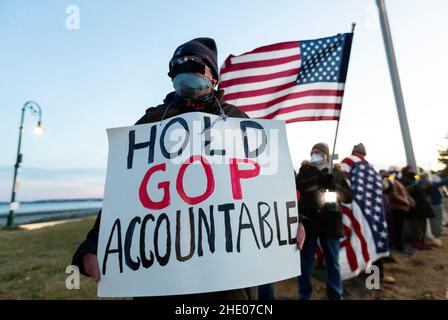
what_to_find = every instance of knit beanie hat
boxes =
[402,165,417,178]
[168,37,219,80]
[352,143,367,156]
[311,143,330,160]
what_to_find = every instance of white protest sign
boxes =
[98,112,300,297]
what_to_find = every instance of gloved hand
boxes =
[319,173,334,189]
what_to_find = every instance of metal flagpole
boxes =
[376,0,417,169]
[329,120,340,173]
[329,22,356,173]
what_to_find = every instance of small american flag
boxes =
[219,33,353,123]
[339,155,389,279]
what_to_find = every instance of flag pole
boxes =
[329,22,356,173]
[376,0,417,169]
[329,120,340,173]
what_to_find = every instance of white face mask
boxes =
[310,152,329,170]
[310,153,324,164]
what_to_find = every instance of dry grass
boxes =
[1,216,447,300]
[0,217,98,299]
[276,230,448,300]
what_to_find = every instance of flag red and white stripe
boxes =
[219,38,350,123]
[338,155,389,280]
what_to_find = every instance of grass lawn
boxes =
[0,217,98,299]
[1,214,447,300]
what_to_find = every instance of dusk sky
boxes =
[0,0,447,201]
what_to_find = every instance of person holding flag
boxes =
[73,36,306,300]
[72,37,248,300]
[76,26,355,300]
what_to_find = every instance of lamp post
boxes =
[6,101,44,228]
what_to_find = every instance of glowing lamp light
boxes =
[324,189,337,203]
[32,122,44,135]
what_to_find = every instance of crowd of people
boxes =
[279,142,448,301]
[382,166,448,251]
[73,37,447,301]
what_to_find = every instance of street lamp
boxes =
[6,101,44,228]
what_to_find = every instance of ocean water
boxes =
[0,200,102,226]
[0,200,103,215]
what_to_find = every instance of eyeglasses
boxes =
[169,55,216,83]
[170,55,206,68]
[169,55,206,75]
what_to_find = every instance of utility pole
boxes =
[376,0,417,169]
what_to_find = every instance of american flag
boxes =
[339,155,389,279]
[219,33,353,123]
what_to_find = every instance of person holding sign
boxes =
[295,143,352,300]
[72,37,305,300]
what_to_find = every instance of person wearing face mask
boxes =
[71,37,305,300]
[295,143,352,300]
[143,37,250,121]
[71,37,254,300]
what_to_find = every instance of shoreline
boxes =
[0,208,99,227]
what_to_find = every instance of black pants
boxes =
[373,259,384,279]
[391,209,406,250]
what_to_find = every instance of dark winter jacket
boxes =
[400,176,435,219]
[72,90,257,300]
[427,178,448,206]
[295,164,352,238]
